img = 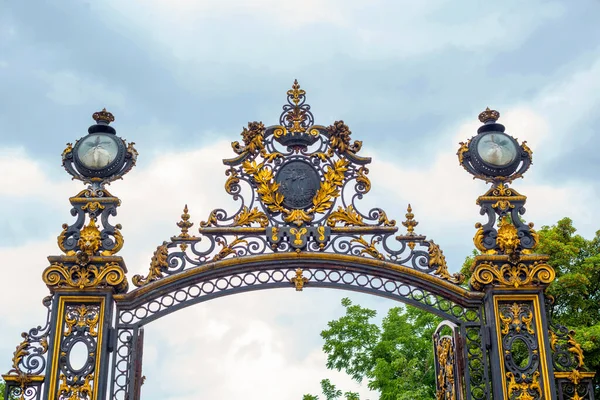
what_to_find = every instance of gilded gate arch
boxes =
[2,81,595,400]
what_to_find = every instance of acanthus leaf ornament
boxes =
[132,242,169,287]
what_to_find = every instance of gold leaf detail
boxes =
[428,241,464,284]
[470,261,555,290]
[132,243,169,287]
[326,205,365,227]
[213,237,248,261]
[233,206,269,227]
[351,236,384,260]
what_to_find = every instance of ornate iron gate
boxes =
[2,82,595,399]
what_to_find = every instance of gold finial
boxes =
[287,79,305,106]
[92,108,115,124]
[478,107,500,123]
[402,204,418,235]
[177,205,193,239]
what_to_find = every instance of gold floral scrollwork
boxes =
[506,371,541,400]
[213,237,248,262]
[289,227,308,246]
[224,168,240,194]
[81,201,105,214]
[568,334,585,369]
[499,303,534,336]
[290,268,309,291]
[64,305,99,337]
[521,141,533,159]
[356,166,371,194]
[428,241,464,284]
[351,236,384,260]
[470,260,555,290]
[58,373,93,400]
[326,205,365,227]
[132,243,169,287]
[232,121,266,156]
[233,206,269,227]
[326,121,362,156]
[43,262,127,293]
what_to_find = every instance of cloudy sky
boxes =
[2,0,600,399]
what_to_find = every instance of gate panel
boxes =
[433,321,464,400]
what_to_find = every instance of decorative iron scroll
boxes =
[547,297,596,399]
[2,296,53,400]
[133,80,463,288]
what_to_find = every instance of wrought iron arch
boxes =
[3,81,596,400]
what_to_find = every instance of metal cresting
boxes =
[2,82,595,400]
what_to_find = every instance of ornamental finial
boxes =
[287,79,305,106]
[478,107,500,124]
[92,108,115,124]
[402,204,418,235]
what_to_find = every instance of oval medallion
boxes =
[275,160,320,209]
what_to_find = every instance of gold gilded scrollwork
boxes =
[428,241,464,284]
[233,206,269,227]
[326,121,362,156]
[289,227,308,246]
[457,140,469,166]
[470,259,555,290]
[43,262,127,293]
[213,237,248,261]
[132,243,169,287]
[290,268,308,291]
[351,236,384,260]
[232,122,266,156]
[58,373,93,400]
[326,205,365,227]
[499,303,534,335]
[506,371,541,400]
[64,305,99,337]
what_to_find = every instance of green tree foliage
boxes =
[304,298,440,400]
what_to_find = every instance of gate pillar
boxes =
[459,108,595,399]
[1,109,137,400]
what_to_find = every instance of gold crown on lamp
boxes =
[478,107,500,123]
[92,108,115,124]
